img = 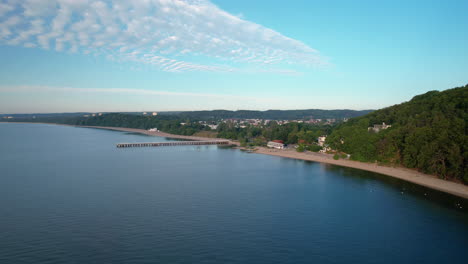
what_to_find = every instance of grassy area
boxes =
[192,131,218,138]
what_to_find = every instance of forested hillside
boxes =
[327,85,468,182]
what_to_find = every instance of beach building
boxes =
[267,141,285,149]
[318,136,327,147]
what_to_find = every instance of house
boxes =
[267,141,285,149]
[152,112,158,116]
[148,128,159,132]
[317,136,327,147]
[368,122,391,133]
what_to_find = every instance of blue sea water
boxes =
[0,123,467,264]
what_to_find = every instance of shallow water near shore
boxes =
[1,123,467,264]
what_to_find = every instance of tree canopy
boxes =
[327,85,468,182]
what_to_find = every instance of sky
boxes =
[0,0,467,114]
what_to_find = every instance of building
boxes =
[267,141,285,149]
[318,136,327,147]
[152,112,158,116]
[368,122,391,133]
[148,128,159,132]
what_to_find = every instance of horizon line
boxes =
[0,108,376,115]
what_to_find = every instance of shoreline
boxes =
[252,147,468,200]
[2,122,467,199]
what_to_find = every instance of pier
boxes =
[117,140,230,148]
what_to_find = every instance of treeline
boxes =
[6,112,333,147]
[216,121,333,147]
[171,109,372,120]
[65,114,211,136]
[6,114,210,136]
[66,114,333,146]
[327,85,468,182]
[0,109,372,120]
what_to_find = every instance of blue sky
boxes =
[0,0,467,113]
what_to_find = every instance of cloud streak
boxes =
[0,0,326,73]
[0,85,280,103]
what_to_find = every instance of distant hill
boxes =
[327,85,468,183]
[163,109,373,120]
[1,109,372,122]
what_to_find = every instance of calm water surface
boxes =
[0,123,467,264]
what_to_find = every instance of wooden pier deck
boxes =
[117,140,230,148]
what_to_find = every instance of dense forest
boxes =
[326,85,468,183]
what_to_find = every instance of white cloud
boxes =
[0,0,326,73]
[0,3,14,17]
[0,85,279,103]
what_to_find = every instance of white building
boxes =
[319,146,331,153]
[267,141,285,149]
[152,112,158,116]
[318,136,327,147]
[368,122,391,133]
[148,128,159,132]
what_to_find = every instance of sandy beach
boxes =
[86,125,468,199]
[253,147,468,199]
[2,122,467,199]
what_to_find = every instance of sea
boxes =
[0,123,467,264]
